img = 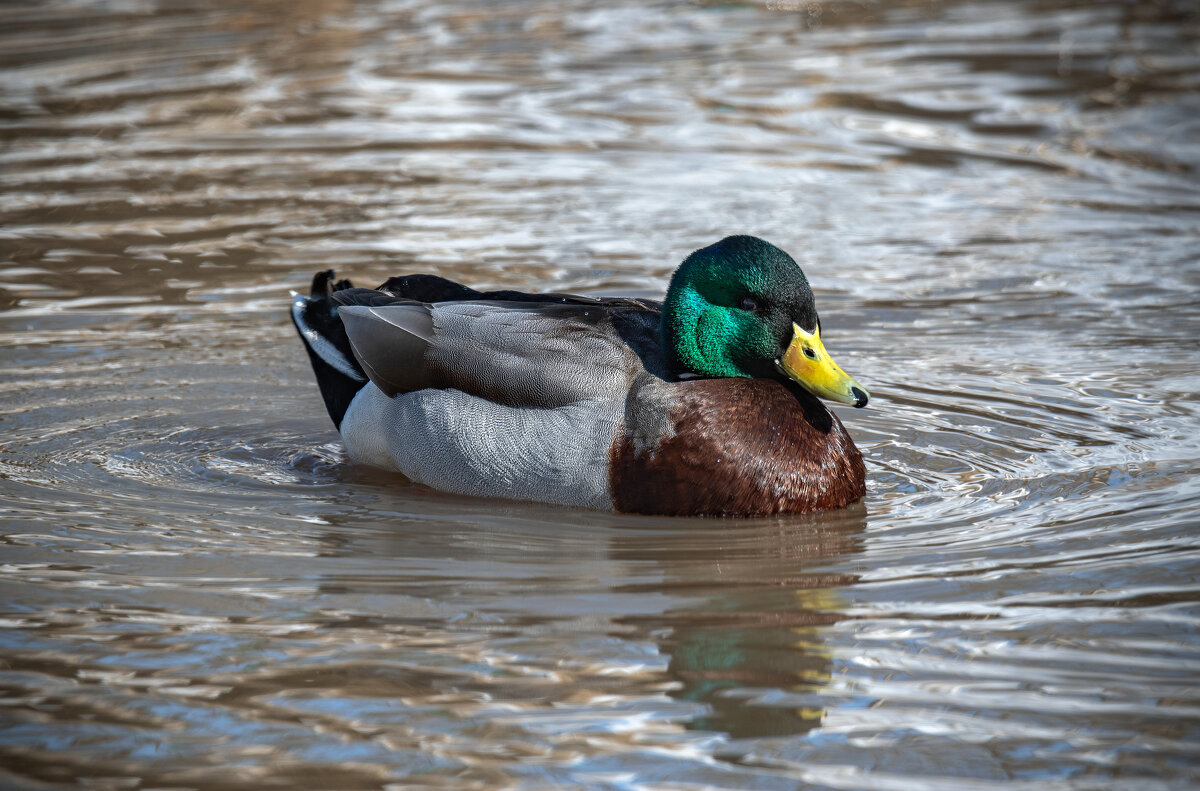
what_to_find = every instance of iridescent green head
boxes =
[661,235,868,407]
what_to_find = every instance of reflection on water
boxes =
[2,0,1199,788]
[618,508,865,741]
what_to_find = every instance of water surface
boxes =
[2,0,1199,788]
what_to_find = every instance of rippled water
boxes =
[3,0,1200,788]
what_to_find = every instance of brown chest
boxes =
[609,378,866,517]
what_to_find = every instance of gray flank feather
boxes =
[340,383,620,510]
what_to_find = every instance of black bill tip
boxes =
[852,387,869,409]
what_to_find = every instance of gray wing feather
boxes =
[337,305,436,396]
[339,301,639,408]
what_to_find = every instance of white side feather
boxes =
[340,383,619,510]
[291,291,366,382]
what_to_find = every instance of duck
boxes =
[289,235,868,517]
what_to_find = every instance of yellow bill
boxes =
[778,323,869,408]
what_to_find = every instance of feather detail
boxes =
[291,291,366,383]
[337,305,436,396]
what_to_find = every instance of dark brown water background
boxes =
[2,1,1199,789]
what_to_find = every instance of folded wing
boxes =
[333,292,652,409]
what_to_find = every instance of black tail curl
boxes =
[290,270,368,430]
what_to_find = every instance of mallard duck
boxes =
[290,235,868,517]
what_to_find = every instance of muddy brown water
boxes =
[2,1,1199,789]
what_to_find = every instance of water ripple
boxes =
[2,0,1198,788]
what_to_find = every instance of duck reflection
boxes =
[308,479,866,742]
[610,504,865,739]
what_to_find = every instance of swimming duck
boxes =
[290,235,868,517]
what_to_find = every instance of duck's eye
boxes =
[803,347,818,360]
[738,295,760,312]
